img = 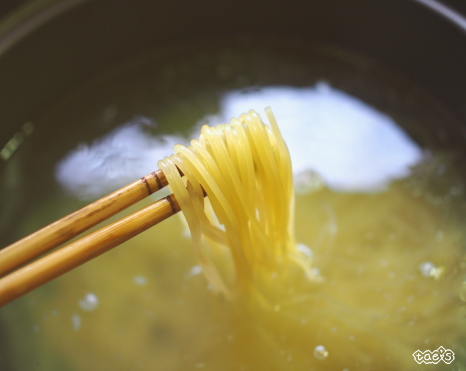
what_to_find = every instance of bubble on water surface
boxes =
[314,345,329,360]
[78,293,99,311]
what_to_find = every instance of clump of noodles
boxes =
[158,108,315,299]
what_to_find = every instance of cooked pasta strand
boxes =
[158,108,314,298]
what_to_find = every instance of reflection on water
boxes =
[0,122,34,161]
[56,83,422,199]
[55,117,188,200]
[218,83,423,192]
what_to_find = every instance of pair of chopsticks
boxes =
[0,169,183,307]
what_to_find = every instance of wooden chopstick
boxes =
[0,169,169,277]
[0,192,180,307]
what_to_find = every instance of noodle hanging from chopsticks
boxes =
[158,108,315,299]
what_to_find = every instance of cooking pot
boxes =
[0,0,465,370]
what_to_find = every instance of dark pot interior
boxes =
[0,0,465,370]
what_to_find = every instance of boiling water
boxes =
[0,40,465,370]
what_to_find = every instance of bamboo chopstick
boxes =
[0,169,169,277]
[0,193,180,307]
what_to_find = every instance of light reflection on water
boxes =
[55,83,422,199]
[55,117,188,200]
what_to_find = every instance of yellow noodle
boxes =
[158,108,315,299]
